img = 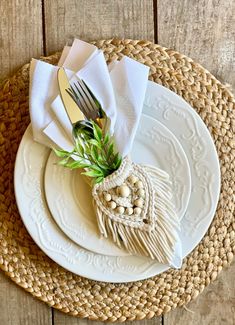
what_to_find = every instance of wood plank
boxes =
[43,0,154,55]
[0,1,52,324]
[158,0,235,90]
[164,261,235,325]
[158,0,235,323]
[53,313,161,325]
[0,0,43,82]
[0,271,52,325]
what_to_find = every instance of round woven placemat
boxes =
[0,39,234,322]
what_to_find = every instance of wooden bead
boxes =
[127,175,138,185]
[134,207,142,215]
[109,201,117,209]
[104,193,112,202]
[134,199,143,208]
[135,180,143,188]
[116,206,125,214]
[137,189,145,197]
[117,185,130,198]
[125,207,134,215]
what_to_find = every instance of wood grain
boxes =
[0,272,51,325]
[0,1,51,324]
[43,0,154,55]
[0,0,43,83]
[164,261,235,325]
[158,0,235,90]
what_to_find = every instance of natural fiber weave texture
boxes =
[92,156,180,264]
[0,39,234,322]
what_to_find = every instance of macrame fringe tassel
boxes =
[94,164,180,265]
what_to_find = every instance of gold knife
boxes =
[57,67,84,125]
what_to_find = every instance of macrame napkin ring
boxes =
[92,157,180,265]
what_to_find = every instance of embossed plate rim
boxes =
[144,81,221,250]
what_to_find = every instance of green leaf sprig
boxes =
[54,121,122,184]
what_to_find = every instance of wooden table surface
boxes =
[0,1,234,324]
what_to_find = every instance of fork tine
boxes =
[70,85,82,104]
[72,83,91,115]
[75,79,95,113]
[82,80,102,112]
[66,87,88,117]
[73,83,93,117]
[78,79,98,111]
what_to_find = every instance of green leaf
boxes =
[93,122,102,141]
[57,157,71,166]
[113,152,119,162]
[107,143,114,159]
[111,152,122,169]
[88,164,104,173]
[114,156,122,169]
[67,160,92,169]
[87,164,99,171]
[65,161,83,169]
[94,176,104,184]
[103,133,109,145]
[82,170,103,178]
[53,148,71,158]
[96,160,111,171]
[75,141,85,156]
[88,139,102,149]
[92,146,99,160]
[90,146,99,163]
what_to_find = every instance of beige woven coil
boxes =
[0,39,234,322]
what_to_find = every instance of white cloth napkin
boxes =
[29,59,74,150]
[29,39,149,157]
[50,49,117,142]
[110,56,150,156]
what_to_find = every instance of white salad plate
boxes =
[14,81,220,283]
[44,115,191,256]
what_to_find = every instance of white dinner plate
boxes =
[44,116,191,256]
[144,82,220,248]
[14,81,220,283]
